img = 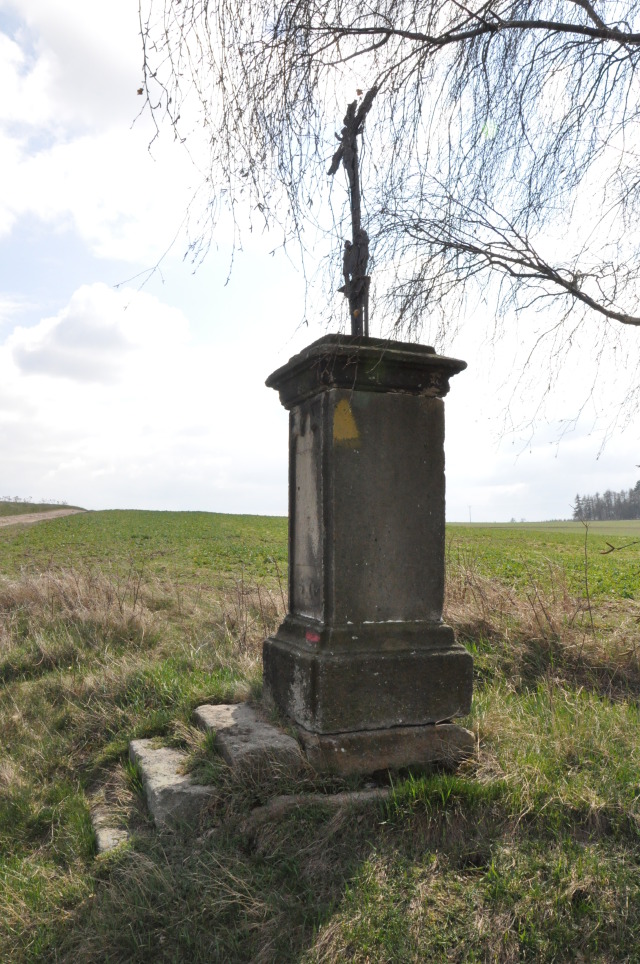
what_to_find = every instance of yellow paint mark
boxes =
[333,399,360,444]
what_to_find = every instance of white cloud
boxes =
[0,281,290,512]
[0,0,142,131]
[0,31,54,129]
[0,3,288,270]
[10,284,136,382]
[0,1,197,263]
[0,124,196,262]
[0,295,27,328]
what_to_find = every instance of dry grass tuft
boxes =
[445,553,640,698]
[217,576,285,652]
[0,567,155,653]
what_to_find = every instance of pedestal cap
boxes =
[266,334,467,409]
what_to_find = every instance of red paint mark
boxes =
[305,630,321,643]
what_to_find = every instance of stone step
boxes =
[127,703,473,835]
[129,739,215,830]
[90,805,129,854]
[126,704,304,832]
[193,702,305,779]
[194,702,474,777]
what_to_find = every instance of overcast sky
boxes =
[0,0,638,522]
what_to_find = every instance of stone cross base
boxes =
[263,335,473,773]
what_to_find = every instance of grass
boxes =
[447,520,640,600]
[0,509,288,581]
[0,508,639,961]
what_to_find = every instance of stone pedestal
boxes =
[263,335,473,773]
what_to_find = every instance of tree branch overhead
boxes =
[138,1,640,336]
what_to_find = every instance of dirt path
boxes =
[0,508,86,528]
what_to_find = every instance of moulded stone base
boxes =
[298,722,475,776]
[262,631,473,734]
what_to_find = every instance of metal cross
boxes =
[328,87,378,337]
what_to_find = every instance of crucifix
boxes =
[328,87,378,337]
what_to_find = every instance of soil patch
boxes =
[0,508,86,528]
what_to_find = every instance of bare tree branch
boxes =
[138,0,640,358]
[569,0,608,31]
[304,18,640,49]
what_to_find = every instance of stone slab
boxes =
[298,723,475,776]
[90,806,129,853]
[194,703,304,779]
[129,739,214,830]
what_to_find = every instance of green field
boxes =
[447,520,640,600]
[1,512,636,598]
[1,509,639,962]
[0,509,288,580]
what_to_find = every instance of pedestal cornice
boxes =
[266,334,467,409]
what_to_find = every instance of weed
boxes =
[123,759,144,799]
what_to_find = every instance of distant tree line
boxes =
[0,496,68,505]
[573,482,640,521]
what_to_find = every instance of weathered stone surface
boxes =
[279,387,449,628]
[265,334,467,409]
[263,631,473,734]
[298,723,475,777]
[90,806,129,853]
[129,739,214,830]
[194,703,304,778]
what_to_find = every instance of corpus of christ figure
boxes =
[328,87,378,337]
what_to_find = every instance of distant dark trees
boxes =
[573,482,640,521]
